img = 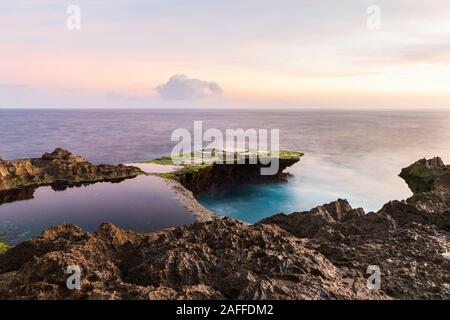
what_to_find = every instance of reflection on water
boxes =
[0,175,194,245]
[1,109,450,223]
[0,187,38,206]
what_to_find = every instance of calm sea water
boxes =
[0,175,194,245]
[1,109,450,224]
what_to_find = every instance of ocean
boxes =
[1,108,450,222]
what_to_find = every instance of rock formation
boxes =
[0,148,143,191]
[0,156,449,299]
[260,199,450,299]
[0,218,385,300]
[177,156,301,196]
[399,157,449,194]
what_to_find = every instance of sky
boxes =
[1,0,450,109]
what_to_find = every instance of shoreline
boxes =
[124,162,217,222]
[0,150,449,299]
[158,177,217,223]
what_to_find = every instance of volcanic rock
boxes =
[399,157,449,194]
[0,148,143,191]
[177,157,301,196]
[0,218,385,300]
[0,156,449,299]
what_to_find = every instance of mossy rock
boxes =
[155,173,180,182]
[271,150,304,160]
[145,149,303,195]
[399,157,449,194]
[143,156,175,165]
[145,150,303,166]
[0,242,11,253]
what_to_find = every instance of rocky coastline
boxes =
[0,148,144,192]
[0,151,449,299]
[146,150,303,195]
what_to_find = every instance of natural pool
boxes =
[197,182,299,223]
[2,109,448,228]
[0,175,194,245]
[197,155,413,223]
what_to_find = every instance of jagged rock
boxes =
[260,158,450,299]
[178,157,301,196]
[0,218,384,300]
[399,157,449,194]
[42,148,87,162]
[261,198,450,299]
[0,156,449,300]
[0,148,144,191]
[259,199,365,238]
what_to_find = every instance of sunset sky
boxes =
[1,0,450,108]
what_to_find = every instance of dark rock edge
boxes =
[0,148,144,192]
[0,154,449,299]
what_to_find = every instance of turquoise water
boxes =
[2,109,450,224]
[198,153,417,222]
[198,182,299,223]
[197,158,401,223]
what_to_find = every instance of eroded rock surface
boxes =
[399,157,449,194]
[260,199,450,299]
[260,158,450,299]
[0,157,449,299]
[0,148,143,191]
[178,157,300,196]
[0,219,385,300]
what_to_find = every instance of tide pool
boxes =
[0,175,194,245]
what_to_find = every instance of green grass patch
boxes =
[143,152,204,165]
[0,242,10,253]
[155,173,180,181]
[272,150,304,160]
[409,167,427,178]
[144,149,303,169]
[176,163,213,175]
[142,156,175,165]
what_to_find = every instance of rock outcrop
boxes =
[0,156,449,299]
[0,218,385,300]
[260,198,450,299]
[399,157,449,194]
[0,148,143,191]
[177,157,301,196]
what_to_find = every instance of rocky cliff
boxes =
[399,157,449,194]
[176,155,301,196]
[0,148,143,191]
[0,156,449,299]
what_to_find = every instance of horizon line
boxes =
[1,106,450,112]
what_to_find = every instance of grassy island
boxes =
[145,150,303,167]
[144,149,303,195]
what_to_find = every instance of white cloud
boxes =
[156,74,223,100]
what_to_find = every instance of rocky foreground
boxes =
[0,157,449,299]
[0,148,143,191]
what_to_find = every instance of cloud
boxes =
[156,74,223,100]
